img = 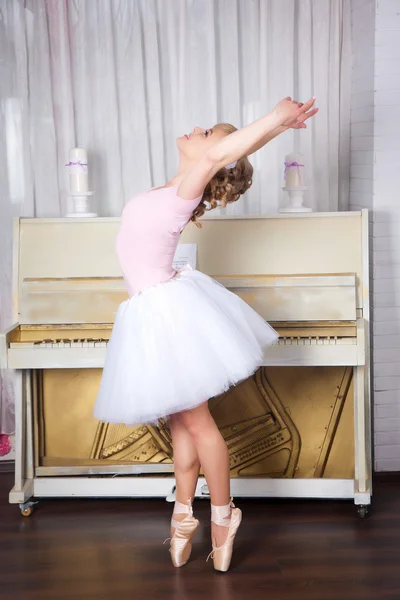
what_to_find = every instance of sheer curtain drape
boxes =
[0,0,351,433]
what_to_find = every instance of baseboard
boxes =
[0,460,15,474]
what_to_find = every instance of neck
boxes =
[168,156,197,186]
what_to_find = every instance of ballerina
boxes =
[94,96,318,571]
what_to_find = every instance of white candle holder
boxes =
[66,192,97,218]
[280,186,312,213]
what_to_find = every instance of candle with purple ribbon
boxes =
[65,147,96,217]
[280,151,311,213]
[66,148,89,194]
[284,153,305,188]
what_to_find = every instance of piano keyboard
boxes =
[10,335,356,349]
[5,333,363,370]
[11,339,109,349]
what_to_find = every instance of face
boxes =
[176,126,227,162]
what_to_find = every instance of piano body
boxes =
[0,211,371,517]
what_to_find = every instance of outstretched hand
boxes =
[273,97,318,129]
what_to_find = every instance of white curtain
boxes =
[0,0,351,433]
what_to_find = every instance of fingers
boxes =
[278,96,317,130]
[304,107,319,120]
[298,97,316,113]
[299,107,319,123]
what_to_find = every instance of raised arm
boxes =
[246,125,288,157]
[178,97,317,200]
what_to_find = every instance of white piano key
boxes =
[10,342,34,348]
[71,341,83,348]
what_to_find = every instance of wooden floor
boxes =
[1,474,399,600]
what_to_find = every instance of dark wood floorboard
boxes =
[0,474,399,600]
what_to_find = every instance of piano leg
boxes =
[353,364,371,516]
[9,370,35,513]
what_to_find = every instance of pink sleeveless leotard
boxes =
[115,184,202,296]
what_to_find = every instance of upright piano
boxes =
[0,211,371,517]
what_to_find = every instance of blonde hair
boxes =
[190,123,253,227]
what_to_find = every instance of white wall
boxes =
[350,0,400,471]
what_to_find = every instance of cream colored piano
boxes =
[0,211,371,518]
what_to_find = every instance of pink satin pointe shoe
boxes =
[167,498,199,568]
[207,499,242,572]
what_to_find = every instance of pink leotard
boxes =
[115,184,202,296]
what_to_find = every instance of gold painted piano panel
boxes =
[37,365,354,479]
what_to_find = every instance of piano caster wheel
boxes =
[357,505,369,519]
[19,501,37,517]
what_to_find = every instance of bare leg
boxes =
[169,413,200,537]
[179,403,231,547]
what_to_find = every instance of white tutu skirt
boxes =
[94,268,279,425]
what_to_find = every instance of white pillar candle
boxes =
[284,152,305,188]
[67,148,89,195]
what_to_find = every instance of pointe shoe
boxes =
[168,499,199,568]
[207,499,242,572]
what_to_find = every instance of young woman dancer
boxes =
[94,96,318,571]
